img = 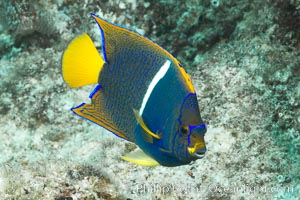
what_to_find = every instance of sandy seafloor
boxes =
[0,0,300,199]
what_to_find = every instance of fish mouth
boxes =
[187,142,206,159]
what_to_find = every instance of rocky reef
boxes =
[0,0,299,199]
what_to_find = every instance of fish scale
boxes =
[99,49,166,141]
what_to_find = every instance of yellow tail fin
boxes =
[62,33,104,88]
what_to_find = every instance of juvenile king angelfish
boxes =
[62,14,207,167]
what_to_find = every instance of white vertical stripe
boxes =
[139,60,171,115]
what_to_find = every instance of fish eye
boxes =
[179,125,189,136]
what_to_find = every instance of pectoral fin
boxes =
[121,149,160,166]
[133,109,161,140]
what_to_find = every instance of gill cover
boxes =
[176,93,207,159]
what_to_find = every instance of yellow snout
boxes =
[188,137,206,158]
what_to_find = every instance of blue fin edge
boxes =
[90,13,179,63]
[90,13,108,63]
[72,102,86,110]
[89,84,101,98]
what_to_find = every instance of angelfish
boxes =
[62,14,207,167]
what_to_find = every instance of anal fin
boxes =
[121,149,160,166]
[71,85,130,141]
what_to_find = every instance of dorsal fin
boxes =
[90,13,195,93]
[91,13,174,64]
[71,85,131,142]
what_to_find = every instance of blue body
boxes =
[73,14,207,166]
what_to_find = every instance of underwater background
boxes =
[0,0,299,199]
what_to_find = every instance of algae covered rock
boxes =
[0,0,299,199]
